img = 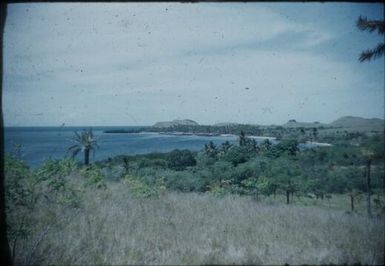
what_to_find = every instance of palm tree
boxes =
[68,129,99,165]
[356,16,385,62]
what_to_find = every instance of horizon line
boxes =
[3,115,384,128]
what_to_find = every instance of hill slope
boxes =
[283,119,327,128]
[330,116,384,130]
[153,119,199,128]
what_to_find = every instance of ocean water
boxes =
[4,127,243,168]
[4,127,324,168]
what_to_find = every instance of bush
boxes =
[79,166,106,189]
[5,156,83,263]
[137,158,167,169]
[37,157,78,180]
[210,161,234,182]
[221,146,249,166]
[164,171,208,192]
[196,152,217,167]
[230,163,258,183]
[101,165,126,181]
[166,149,197,170]
[123,175,166,198]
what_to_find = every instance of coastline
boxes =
[108,131,278,140]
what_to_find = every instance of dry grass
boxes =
[10,180,384,265]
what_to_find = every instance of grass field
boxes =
[9,176,384,266]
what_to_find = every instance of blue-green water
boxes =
[4,127,323,168]
[4,127,243,168]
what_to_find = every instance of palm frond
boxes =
[73,131,81,140]
[357,16,385,34]
[67,146,81,158]
[67,144,80,151]
[359,43,385,62]
[67,128,99,163]
[88,128,93,138]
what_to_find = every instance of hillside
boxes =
[151,116,383,132]
[153,119,199,128]
[330,116,384,130]
[280,116,384,131]
[212,122,241,127]
[282,119,328,128]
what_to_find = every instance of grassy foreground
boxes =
[10,175,384,266]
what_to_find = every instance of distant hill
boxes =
[283,119,328,128]
[330,116,384,130]
[152,116,383,131]
[153,119,199,128]
[281,116,384,131]
[212,122,240,127]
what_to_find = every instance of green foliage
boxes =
[123,175,166,198]
[208,182,227,197]
[221,146,249,166]
[5,156,84,262]
[210,161,234,182]
[166,149,197,170]
[269,139,299,158]
[68,128,99,165]
[5,155,38,211]
[138,158,167,169]
[259,139,273,153]
[240,177,258,195]
[239,132,258,154]
[230,162,258,183]
[79,166,106,189]
[255,176,276,196]
[217,141,232,157]
[164,171,208,192]
[204,141,218,158]
[37,157,78,181]
[196,152,217,167]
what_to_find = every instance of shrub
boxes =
[37,158,78,181]
[208,182,227,196]
[211,161,234,182]
[221,146,249,166]
[122,175,166,198]
[137,158,167,169]
[101,165,126,181]
[164,171,208,192]
[166,149,197,170]
[230,163,258,183]
[196,152,217,167]
[79,166,106,189]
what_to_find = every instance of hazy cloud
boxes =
[3,2,384,126]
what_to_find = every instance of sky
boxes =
[3,2,385,126]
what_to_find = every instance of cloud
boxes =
[4,3,332,76]
[3,3,383,126]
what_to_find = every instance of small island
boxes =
[103,116,384,141]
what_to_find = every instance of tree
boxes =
[311,128,318,143]
[361,149,376,217]
[270,139,299,158]
[221,146,249,166]
[356,16,385,62]
[68,129,99,165]
[166,149,196,170]
[204,141,217,158]
[259,139,273,153]
[239,131,247,147]
[269,158,301,204]
[217,141,232,158]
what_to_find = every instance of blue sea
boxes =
[4,126,245,168]
[4,127,324,168]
